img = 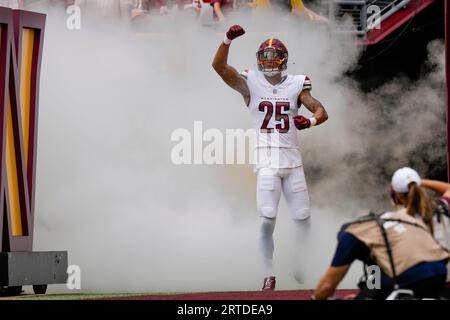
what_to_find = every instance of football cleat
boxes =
[262,276,276,291]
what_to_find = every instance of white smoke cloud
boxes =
[305,39,446,212]
[24,1,445,295]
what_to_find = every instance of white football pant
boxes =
[256,166,310,220]
[256,166,311,278]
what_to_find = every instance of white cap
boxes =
[391,167,422,193]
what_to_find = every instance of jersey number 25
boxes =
[259,101,290,134]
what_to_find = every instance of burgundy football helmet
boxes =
[256,38,288,77]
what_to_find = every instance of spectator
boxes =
[210,0,233,22]
[290,0,328,24]
[131,0,168,18]
[175,0,202,14]
[250,0,328,24]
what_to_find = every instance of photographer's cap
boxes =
[391,167,422,193]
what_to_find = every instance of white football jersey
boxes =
[242,69,309,148]
[242,69,311,169]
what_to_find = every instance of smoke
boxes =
[305,39,446,212]
[25,1,446,294]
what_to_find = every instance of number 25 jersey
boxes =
[242,69,310,148]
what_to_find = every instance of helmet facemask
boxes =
[257,47,288,77]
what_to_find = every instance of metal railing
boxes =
[330,0,411,35]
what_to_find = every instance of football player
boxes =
[212,25,328,291]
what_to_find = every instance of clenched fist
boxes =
[293,115,311,130]
[224,25,245,45]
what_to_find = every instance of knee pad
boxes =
[292,208,311,221]
[258,206,277,219]
[260,216,276,230]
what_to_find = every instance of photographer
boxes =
[312,168,450,300]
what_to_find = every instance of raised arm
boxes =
[212,25,250,106]
[294,87,328,130]
[421,179,450,198]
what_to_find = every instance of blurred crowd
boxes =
[0,0,330,25]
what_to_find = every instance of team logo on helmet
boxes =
[256,38,288,77]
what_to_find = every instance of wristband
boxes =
[223,35,232,45]
[309,117,317,127]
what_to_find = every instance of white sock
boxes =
[259,217,276,277]
[294,217,311,241]
[293,218,311,283]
